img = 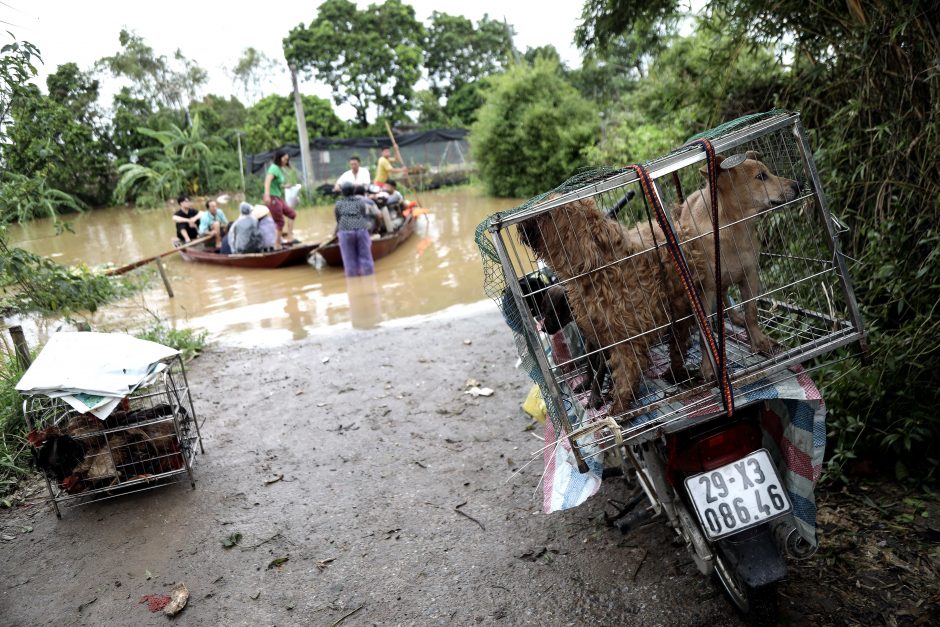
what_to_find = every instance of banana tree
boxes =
[116,113,228,204]
[113,158,188,205]
[0,172,87,224]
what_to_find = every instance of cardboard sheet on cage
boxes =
[16,332,178,419]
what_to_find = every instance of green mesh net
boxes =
[473,109,790,431]
[686,108,787,142]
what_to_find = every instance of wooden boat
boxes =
[316,215,416,267]
[178,242,318,269]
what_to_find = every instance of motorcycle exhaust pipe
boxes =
[771,519,818,560]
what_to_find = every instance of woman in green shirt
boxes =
[263,149,297,249]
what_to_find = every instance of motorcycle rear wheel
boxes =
[713,548,779,625]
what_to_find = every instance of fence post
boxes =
[155,258,175,298]
[8,325,32,370]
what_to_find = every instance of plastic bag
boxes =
[285,184,302,209]
[522,384,547,423]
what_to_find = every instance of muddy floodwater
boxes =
[9,186,512,345]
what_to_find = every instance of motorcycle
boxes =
[611,400,817,620]
[480,111,866,623]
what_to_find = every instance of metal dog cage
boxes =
[23,355,204,517]
[479,111,866,470]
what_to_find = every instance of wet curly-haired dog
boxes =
[518,196,699,417]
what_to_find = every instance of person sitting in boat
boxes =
[227,202,262,254]
[335,182,378,277]
[355,184,391,235]
[198,199,229,250]
[333,155,370,193]
[370,180,396,206]
[381,181,406,230]
[173,195,200,243]
[368,180,405,228]
[383,180,404,211]
[253,205,278,252]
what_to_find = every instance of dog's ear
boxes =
[700,154,726,177]
[745,150,762,160]
[517,218,539,251]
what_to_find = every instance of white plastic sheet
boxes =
[16,332,179,419]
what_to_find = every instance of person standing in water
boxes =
[263,149,298,249]
[334,182,378,277]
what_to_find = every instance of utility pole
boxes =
[235,131,246,193]
[290,64,316,193]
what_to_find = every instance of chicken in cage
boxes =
[23,354,204,518]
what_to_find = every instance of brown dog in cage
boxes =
[675,150,800,374]
[518,196,700,416]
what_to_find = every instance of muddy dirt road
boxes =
[1,309,742,626]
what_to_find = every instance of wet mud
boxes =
[0,309,741,626]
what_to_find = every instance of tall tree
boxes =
[523,45,563,67]
[229,47,282,106]
[96,29,207,113]
[424,12,514,100]
[4,64,112,206]
[243,93,344,154]
[576,0,679,66]
[283,0,425,127]
[414,89,449,129]
[190,94,248,139]
[470,58,597,197]
[0,35,41,134]
[109,87,184,161]
[444,81,487,127]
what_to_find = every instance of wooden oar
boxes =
[384,120,424,209]
[105,234,215,276]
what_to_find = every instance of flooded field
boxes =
[9,186,515,346]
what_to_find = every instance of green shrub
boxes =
[470,59,598,197]
[135,323,207,362]
[577,0,940,480]
[0,351,29,497]
[0,243,125,316]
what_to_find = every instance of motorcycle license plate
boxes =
[684,449,791,540]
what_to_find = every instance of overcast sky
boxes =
[4,0,586,121]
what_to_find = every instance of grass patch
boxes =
[135,323,208,362]
[0,351,29,499]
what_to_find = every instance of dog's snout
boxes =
[787,179,801,200]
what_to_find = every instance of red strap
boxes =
[685,139,734,414]
[626,155,734,416]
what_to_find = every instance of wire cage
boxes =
[23,354,204,517]
[479,111,866,470]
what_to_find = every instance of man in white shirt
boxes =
[333,155,371,192]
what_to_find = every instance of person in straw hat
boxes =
[252,204,277,252]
